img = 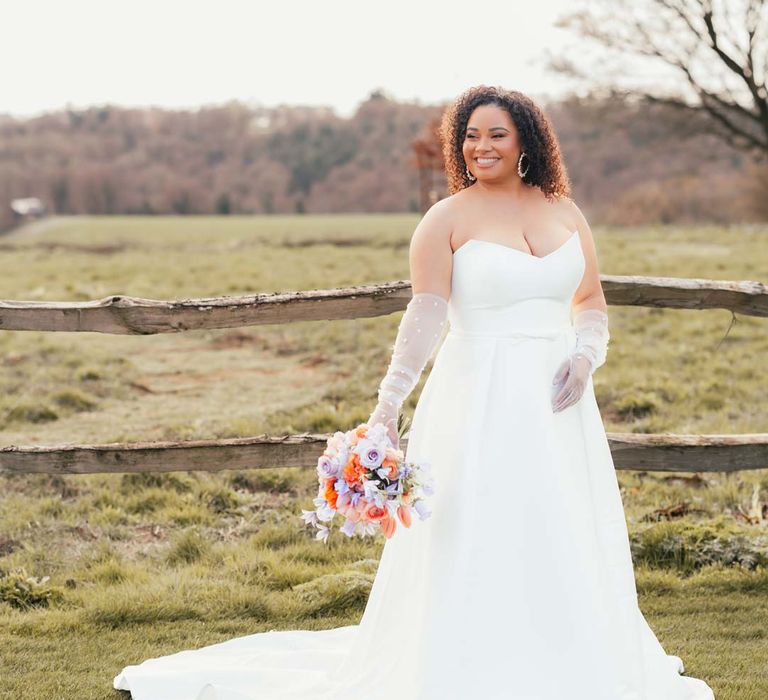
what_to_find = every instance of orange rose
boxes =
[324,478,338,509]
[343,454,367,486]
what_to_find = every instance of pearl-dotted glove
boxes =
[367,292,449,448]
[551,309,609,413]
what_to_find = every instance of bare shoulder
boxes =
[561,197,587,227]
[410,197,455,251]
[408,197,455,299]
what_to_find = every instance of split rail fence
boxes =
[0,273,766,476]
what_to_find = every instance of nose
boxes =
[475,136,495,151]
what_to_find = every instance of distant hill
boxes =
[1,91,764,231]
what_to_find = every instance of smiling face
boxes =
[462,103,522,183]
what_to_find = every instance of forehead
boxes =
[466,104,514,130]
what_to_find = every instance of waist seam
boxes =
[447,326,572,340]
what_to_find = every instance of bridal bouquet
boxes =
[300,422,435,543]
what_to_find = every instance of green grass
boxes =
[0,215,767,699]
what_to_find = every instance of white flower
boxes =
[366,422,388,443]
[363,480,385,507]
[315,525,330,543]
[316,503,335,522]
[300,509,319,526]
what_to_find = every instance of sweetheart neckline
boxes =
[452,230,580,260]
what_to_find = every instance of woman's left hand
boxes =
[551,353,592,412]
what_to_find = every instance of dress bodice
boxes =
[447,230,585,338]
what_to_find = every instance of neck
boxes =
[472,177,530,199]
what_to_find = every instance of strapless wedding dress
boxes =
[114,230,715,699]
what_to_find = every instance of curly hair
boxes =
[439,85,571,200]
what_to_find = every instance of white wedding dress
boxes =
[114,230,715,699]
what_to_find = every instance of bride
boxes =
[114,85,716,699]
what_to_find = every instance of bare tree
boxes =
[551,0,768,159]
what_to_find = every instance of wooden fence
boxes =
[1,273,767,475]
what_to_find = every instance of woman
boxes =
[114,85,715,699]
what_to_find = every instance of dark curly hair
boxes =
[439,85,571,201]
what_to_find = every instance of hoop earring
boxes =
[465,164,476,182]
[517,152,530,179]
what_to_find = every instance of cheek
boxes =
[499,139,517,154]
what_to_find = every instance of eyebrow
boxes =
[466,126,509,132]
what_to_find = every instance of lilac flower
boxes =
[340,518,357,537]
[335,491,351,510]
[350,491,361,506]
[414,500,432,520]
[334,479,350,495]
[317,455,341,479]
[354,438,385,469]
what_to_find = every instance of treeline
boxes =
[1,90,765,231]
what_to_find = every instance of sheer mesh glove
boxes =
[551,309,610,413]
[366,292,449,448]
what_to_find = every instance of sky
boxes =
[1,0,599,119]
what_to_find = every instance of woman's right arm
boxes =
[366,201,454,447]
[408,198,454,299]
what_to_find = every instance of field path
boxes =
[1,215,86,240]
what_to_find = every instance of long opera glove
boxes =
[367,292,449,447]
[551,309,610,413]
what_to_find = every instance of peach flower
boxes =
[380,514,397,539]
[397,504,412,528]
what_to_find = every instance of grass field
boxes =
[0,215,766,699]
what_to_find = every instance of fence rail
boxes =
[1,275,766,334]
[1,433,766,475]
[1,271,766,475]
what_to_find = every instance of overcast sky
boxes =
[2,0,601,119]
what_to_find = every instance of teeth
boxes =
[477,158,498,163]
